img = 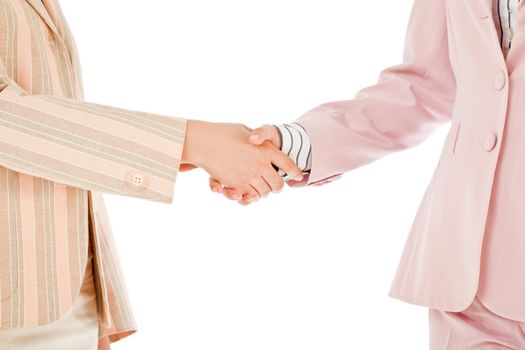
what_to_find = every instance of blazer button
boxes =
[132,173,145,186]
[494,71,506,90]
[126,170,149,190]
[484,133,498,152]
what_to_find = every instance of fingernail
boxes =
[233,194,242,200]
[249,135,259,142]
[294,174,303,181]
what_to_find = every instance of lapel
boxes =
[467,0,507,69]
[24,0,58,34]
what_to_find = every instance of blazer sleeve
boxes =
[0,58,187,204]
[295,0,456,185]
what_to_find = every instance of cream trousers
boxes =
[0,242,98,350]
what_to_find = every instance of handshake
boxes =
[180,120,307,205]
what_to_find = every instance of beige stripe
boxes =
[54,183,71,315]
[33,177,47,324]
[11,0,33,93]
[0,0,13,76]
[39,96,186,141]
[42,26,65,97]
[0,110,180,179]
[0,143,175,203]
[100,234,133,328]
[100,238,127,327]
[3,0,18,81]
[56,37,75,98]
[43,181,55,322]
[0,143,167,200]
[15,174,24,327]
[0,168,12,324]
[0,125,177,194]
[37,4,54,94]
[7,170,18,326]
[48,181,60,319]
[1,89,185,155]
[66,187,80,303]
[9,171,21,327]
[78,190,88,277]
[53,5,83,96]
[6,170,15,326]
[21,2,53,94]
[20,173,38,326]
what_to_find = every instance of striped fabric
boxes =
[0,0,186,347]
[274,123,311,174]
[494,0,521,57]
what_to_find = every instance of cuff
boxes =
[274,123,312,174]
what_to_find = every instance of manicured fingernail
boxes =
[249,135,259,142]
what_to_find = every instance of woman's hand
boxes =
[208,124,287,204]
[181,121,301,204]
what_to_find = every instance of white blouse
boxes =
[494,0,521,57]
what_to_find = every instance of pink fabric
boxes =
[429,295,525,349]
[295,0,525,319]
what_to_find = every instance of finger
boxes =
[250,177,271,198]
[238,186,261,205]
[238,195,253,206]
[270,150,303,181]
[285,179,308,188]
[263,168,285,193]
[209,178,223,193]
[222,187,244,201]
[249,125,280,147]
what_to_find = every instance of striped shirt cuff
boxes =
[274,123,312,174]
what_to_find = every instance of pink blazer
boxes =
[297,0,525,319]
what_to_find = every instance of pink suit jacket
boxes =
[297,0,525,320]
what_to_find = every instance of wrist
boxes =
[182,119,210,167]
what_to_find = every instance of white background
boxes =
[60,1,451,349]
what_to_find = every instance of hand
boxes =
[181,120,302,204]
[209,124,296,203]
[248,124,281,148]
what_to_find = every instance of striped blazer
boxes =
[0,0,186,347]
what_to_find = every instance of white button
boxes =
[494,71,506,90]
[484,133,498,152]
[126,170,149,190]
[132,174,144,186]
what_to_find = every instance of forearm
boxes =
[0,73,186,203]
[292,0,455,185]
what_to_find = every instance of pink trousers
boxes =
[430,294,525,349]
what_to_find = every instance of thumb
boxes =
[249,125,280,147]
